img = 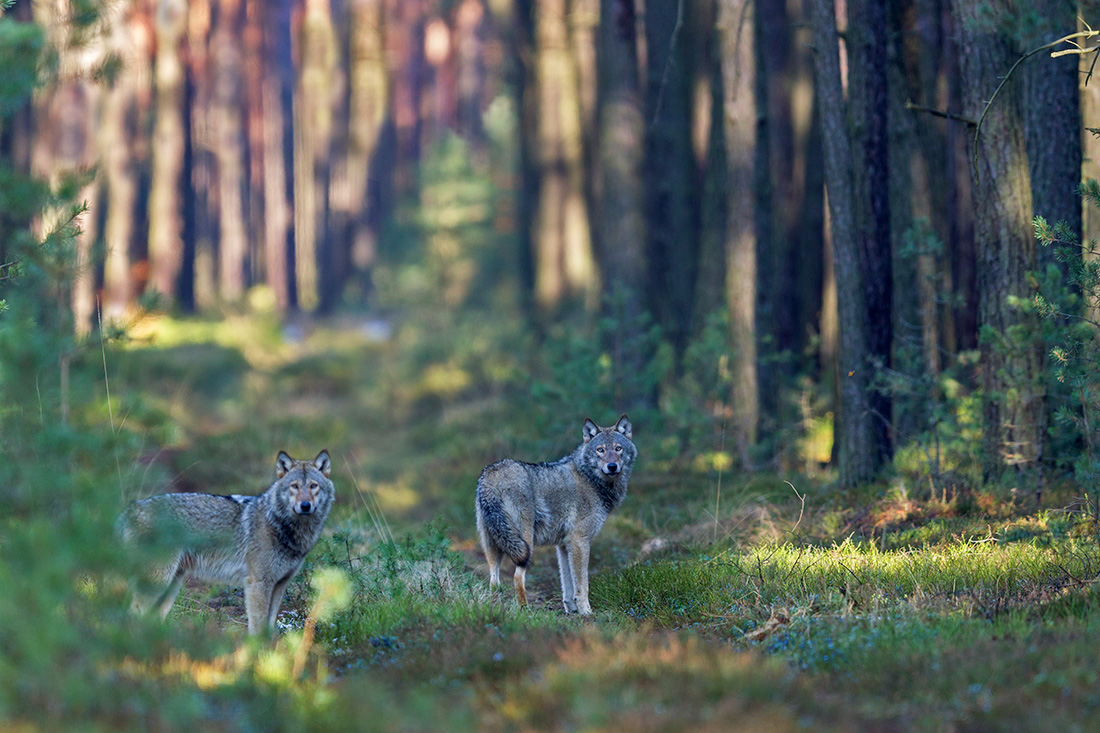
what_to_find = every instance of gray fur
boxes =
[118,450,334,634]
[475,415,636,615]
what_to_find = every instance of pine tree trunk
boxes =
[644,0,698,352]
[148,0,188,300]
[532,0,595,310]
[847,0,892,463]
[296,0,338,312]
[717,0,759,461]
[346,0,388,294]
[598,0,647,407]
[263,0,297,310]
[101,6,148,322]
[1023,0,1080,270]
[212,0,248,302]
[809,0,876,486]
[950,0,1042,479]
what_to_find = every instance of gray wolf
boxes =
[117,450,334,634]
[475,415,636,615]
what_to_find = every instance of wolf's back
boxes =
[476,461,532,566]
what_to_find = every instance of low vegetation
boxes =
[3,302,1100,731]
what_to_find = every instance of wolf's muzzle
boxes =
[604,463,619,475]
[297,501,313,514]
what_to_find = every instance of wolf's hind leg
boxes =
[513,564,528,607]
[152,556,188,620]
[484,542,503,588]
[556,545,578,613]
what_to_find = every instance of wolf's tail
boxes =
[476,493,531,567]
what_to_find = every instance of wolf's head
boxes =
[580,415,636,479]
[274,450,335,517]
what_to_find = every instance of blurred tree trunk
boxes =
[717,0,758,461]
[263,0,297,309]
[511,0,538,315]
[752,0,796,440]
[531,0,595,311]
[148,0,188,301]
[454,0,486,144]
[344,0,388,301]
[389,0,426,196]
[572,0,600,264]
[809,0,876,485]
[101,5,150,322]
[212,0,248,302]
[32,8,102,336]
[951,0,1042,479]
[1022,0,1080,270]
[644,0,698,353]
[243,0,266,286]
[848,0,892,463]
[189,0,218,309]
[598,0,647,407]
[296,0,338,312]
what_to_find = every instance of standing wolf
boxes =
[117,450,334,634]
[476,415,635,615]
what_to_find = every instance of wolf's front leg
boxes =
[266,572,295,631]
[244,574,274,635]
[556,544,578,613]
[566,539,592,615]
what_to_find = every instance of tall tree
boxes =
[263,0,298,309]
[212,0,248,302]
[717,0,759,462]
[950,0,1043,479]
[644,0,698,352]
[597,0,647,407]
[296,0,338,312]
[531,0,595,311]
[809,0,876,485]
[847,0,892,462]
[1022,0,1081,270]
[101,3,149,322]
[148,0,187,301]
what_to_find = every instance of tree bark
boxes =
[717,0,759,461]
[809,0,876,486]
[212,0,248,302]
[101,5,148,323]
[1022,0,1080,271]
[295,0,338,312]
[263,0,297,310]
[532,0,595,311]
[644,0,698,353]
[598,0,647,407]
[148,0,188,301]
[950,0,1043,479]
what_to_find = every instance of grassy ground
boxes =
[28,306,1084,732]
[0,289,1091,730]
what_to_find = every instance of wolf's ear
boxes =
[582,418,600,443]
[614,414,632,439]
[276,451,295,478]
[313,450,332,477]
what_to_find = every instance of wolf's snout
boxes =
[298,501,313,514]
[605,462,619,475]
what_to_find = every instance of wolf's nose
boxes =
[299,501,312,514]
[606,463,618,474]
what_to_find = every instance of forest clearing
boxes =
[5,0,1100,729]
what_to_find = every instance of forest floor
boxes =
[74,308,1100,731]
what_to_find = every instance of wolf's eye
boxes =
[290,482,301,490]
[596,446,605,454]
[614,445,623,454]
[309,482,318,490]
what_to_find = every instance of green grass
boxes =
[6,306,1100,731]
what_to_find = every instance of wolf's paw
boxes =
[563,599,579,614]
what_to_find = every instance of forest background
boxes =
[5,0,1100,729]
